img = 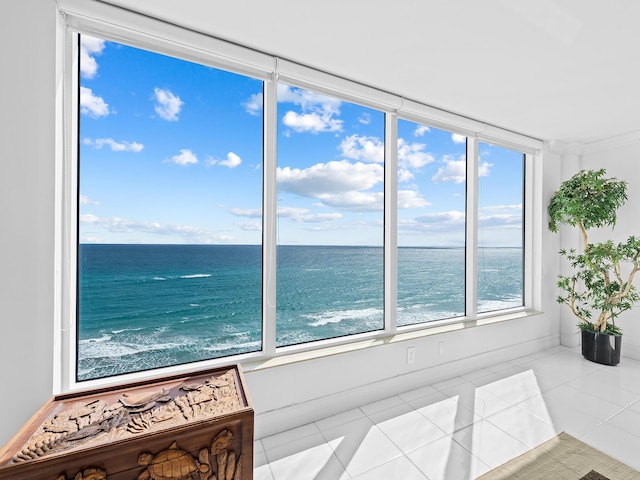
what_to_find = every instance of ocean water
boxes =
[78,245,522,381]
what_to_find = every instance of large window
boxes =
[477,142,525,313]
[275,85,385,346]
[396,120,467,326]
[65,19,535,385]
[77,35,263,380]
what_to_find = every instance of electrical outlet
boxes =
[407,346,416,364]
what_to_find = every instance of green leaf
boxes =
[547,169,627,232]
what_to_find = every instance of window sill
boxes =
[242,308,542,373]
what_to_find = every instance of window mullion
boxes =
[524,152,535,309]
[262,76,277,357]
[384,113,398,334]
[465,137,479,318]
[59,27,79,393]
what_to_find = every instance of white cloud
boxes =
[316,191,384,211]
[398,169,414,183]
[83,137,144,152]
[398,210,467,237]
[153,87,183,121]
[243,92,263,116]
[478,204,523,230]
[277,84,341,110]
[79,195,100,205]
[479,161,492,176]
[169,149,198,166]
[278,84,343,134]
[278,206,343,222]
[80,214,235,243]
[416,210,466,225]
[432,156,492,183]
[359,113,371,125]
[80,87,109,118]
[235,221,262,231]
[339,135,436,170]
[277,159,388,211]
[432,159,466,183]
[305,213,344,222]
[481,203,523,212]
[276,206,309,219]
[230,208,262,218]
[398,139,435,169]
[398,190,430,209]
[414,125,430,137]
[80,213,100,224]
[208,152,241,168]
[80,35,105,79]
[339,135,384,163]
[451,133,466,144]
[479,213,522,229]
[277,160,383,197]
[282,111,342,134]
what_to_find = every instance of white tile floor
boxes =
[253,345,640,479]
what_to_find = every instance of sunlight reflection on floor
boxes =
[255,347,640,479]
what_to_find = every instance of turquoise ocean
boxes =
[78,245,523,381]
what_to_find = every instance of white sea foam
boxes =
[153,276,167,281]
[305,308,382,327]
[202,339,261,353]
[397,304,456,321]
[477,298,522,313]
[230,331,250,337]
[276,330,315,346]
[111,327,144,334]
[181,274,212,279]
[400,303,436,310]
[78,339,140,358]
[83,333,112,343]
[397,309,462,325]
[79,336,187,359]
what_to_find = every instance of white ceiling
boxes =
[103,0,640,144]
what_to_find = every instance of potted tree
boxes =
[548,169,640,365]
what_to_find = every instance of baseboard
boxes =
[254,334,559,439]
[560,331,581,347]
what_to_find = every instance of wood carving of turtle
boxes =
[55,467,107,480]
[137,442,210,480]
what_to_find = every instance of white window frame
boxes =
[55,0,543,394]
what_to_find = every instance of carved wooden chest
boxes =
[0,365,253,480]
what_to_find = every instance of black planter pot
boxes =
[581,329,622,366]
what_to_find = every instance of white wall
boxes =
[581,138,640,359]
[0,0,563,447]
[0,0,57,447]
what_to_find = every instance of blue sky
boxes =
[79,35,523,247]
